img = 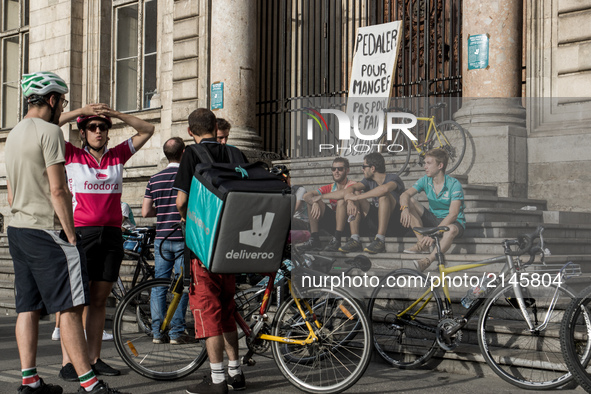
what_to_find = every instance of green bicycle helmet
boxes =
[21,71,68,97]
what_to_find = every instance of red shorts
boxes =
[189,258,237,338]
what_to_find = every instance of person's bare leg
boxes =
[407,198,426,242]
[60,306,93,375]
[306,201,326,233]
[86,281,113,363]
[223,330,239,361]
[60,333,72,366]
[348,201,363,235]
[376,194,397,236]
[205,335,224,364]
[16,310,41,370]
[334,200,347,232]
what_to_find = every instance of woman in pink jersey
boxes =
[56,105,154,379]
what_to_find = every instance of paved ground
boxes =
[0,315,586,394]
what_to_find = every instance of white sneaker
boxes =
[51,327,60,341]
[102,330,114,341]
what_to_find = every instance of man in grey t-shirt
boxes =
[6,71,121,394]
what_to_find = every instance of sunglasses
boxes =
[362,165,372,169]
[60,98,68,109]
[331,167,346,172]
[86,123,109,132]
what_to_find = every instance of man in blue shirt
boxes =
[400,148,465,271]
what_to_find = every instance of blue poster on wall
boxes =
[211,82,224,110]
[468,34,489,70]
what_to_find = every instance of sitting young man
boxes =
[314,152,406,254]
[298,157,355,252]
[399,148,466,271]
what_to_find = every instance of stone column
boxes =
[454,0,527,198]
[209,0,263,156]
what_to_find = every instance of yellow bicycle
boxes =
[382,102,466,175]
[113,249,374,393]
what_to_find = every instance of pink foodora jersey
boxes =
[65,139,135,228]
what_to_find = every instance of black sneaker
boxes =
[77,381,127,394]
[297,238,322,252]
[91,359,120,376]
[364,237,386,254]
[323,237,341,252]
[18,379,63,394]
[186,377,228,394]
[58,363,78,382]
[227,371,246,391]
[338,238,362,253]
[170,333,198,345]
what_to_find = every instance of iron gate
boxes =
[257,0,463,158]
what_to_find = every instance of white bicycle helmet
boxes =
[21,71,68,97]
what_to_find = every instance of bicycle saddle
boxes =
[413,226,449,236]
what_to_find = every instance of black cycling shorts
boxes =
[8,227,89,315]
[77,226,124,282]
[420,209,465,238]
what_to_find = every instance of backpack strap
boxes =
[226,145,246,164]
[189,143,215,164]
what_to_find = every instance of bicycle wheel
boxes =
[383,130,412,176]
[478,282,581,389]
[368,268,443,368]
[271,287,372,394]
[434,120,466,173]
[561,285,591,392]
[113,278,207,380]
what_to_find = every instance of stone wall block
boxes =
[174,0,199,20]
[171,123,190,139]
[173,58,198,81]
[529,161,591,211]
[173,38,199,61]
[172,99,200,122]
[172,79,198,101]
[173,17,198,41]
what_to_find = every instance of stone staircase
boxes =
[279,154,591,378]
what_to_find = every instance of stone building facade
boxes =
[0,0,590,229]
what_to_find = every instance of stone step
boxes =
[309,235,591,255]
[0,279,14,299]
[464,208,543,223]
[464,222,591,239]
[0,295,16,316]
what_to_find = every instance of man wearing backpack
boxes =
[174,108,247,394]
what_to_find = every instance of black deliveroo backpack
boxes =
[184,144,292,274]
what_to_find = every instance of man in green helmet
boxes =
[6,71,124,394]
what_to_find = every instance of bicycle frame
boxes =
[236,273,321,346]
[410,116,453,154]
[160,266,322,346]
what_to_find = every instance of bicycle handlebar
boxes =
[505,226,545,264]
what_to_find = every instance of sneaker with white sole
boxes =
[403,242,431,254]
[413,258,433,272]
[51,327,60,341]
[102,331,113,341]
